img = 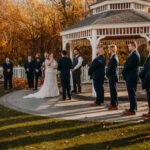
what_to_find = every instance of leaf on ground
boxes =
[80,134,85,137]
[64,140,69,144]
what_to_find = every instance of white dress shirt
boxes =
[129,50,137,56]
[110,53,116,58]
[74,55,83,70]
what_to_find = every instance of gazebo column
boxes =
[69,41,74,86]
[87,29,106,96]
[91,30,98,60]
[69,41,74,59]
[62,36,68,50]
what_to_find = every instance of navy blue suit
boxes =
[139,56,150,113]
[88,55,106,105]
[106,54,119,107]
[24,61,34,88]
[122,51,140,112]
[2,62,13,89]
[34,58,42,90]
[58,57,73,100]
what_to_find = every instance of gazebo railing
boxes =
[81,65,144,83]
[0,66,143,83]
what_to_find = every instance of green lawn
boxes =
[0,87,150,150]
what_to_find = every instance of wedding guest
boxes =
[139,41,150,118]
[24,56,34,89]
[122,41,140,115]
[88,47,106,106]
[34,53,42,90]
[72,48,83,94]
[106,44,119,110]
[58,50,73,100]
[2,57,13,89]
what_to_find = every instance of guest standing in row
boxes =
[24,56,34,89]
[2,57,13,89]
[106,44,119,110]
[122,41,141,115]
[72,48,83,94]
[88,47,106,106]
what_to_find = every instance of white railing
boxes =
[81,65,144,83]
[0,65,144,83]
[0,66,26,79]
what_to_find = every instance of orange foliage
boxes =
[0,0,93,65]
[12,77,28,90]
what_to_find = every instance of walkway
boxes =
[0,84,148,122]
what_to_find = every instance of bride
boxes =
[24,53,59,99]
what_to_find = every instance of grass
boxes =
[0,87,150,150]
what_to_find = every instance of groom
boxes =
[58,50,73,101]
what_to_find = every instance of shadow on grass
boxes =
[0,121,147,149]
[63,133,150,150]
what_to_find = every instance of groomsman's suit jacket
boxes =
[2,62,13,89]
[34,58,42,76]
[24,61,34,75]
[88,55,106,105]
[122,51,140,84]
[24,60,35,88]
[88,55,106,81]
[2,62,13,76]
[106,54,119,82]
[140,56,150,89]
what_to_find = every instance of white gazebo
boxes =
[60,0,150,95]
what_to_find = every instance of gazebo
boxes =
[60,0,150,95]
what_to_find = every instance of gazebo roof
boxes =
[64,9,150,31]
[92,0,150,5]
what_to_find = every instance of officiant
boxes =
[72,48,83,94]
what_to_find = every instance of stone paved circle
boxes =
[0,84,148,123]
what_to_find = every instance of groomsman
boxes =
[139,41,150,117]
[2,57,13,89]
[58,50,73,100]
[34,53,42,90]
[122,41,140,115]
[24,56,34,89]
[88,47,106,106]
[72,48,83,94]
[106,44,119,110]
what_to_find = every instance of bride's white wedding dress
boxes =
[24,59,59,99]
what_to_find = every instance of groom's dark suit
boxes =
[58,57,73,100]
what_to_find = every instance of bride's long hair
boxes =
[49,52,55,61]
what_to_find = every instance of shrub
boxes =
[12,77,28,90]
